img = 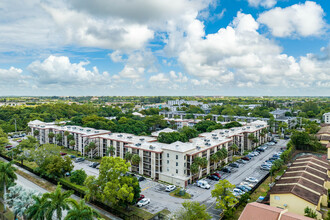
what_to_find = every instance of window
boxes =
[176,155,178,160]
[176,162,178,166]
[176,169,178,174]
[167,168,169,172]
[184,156,186,160]
[184,170,186,174]
[167,153,169,158]
[167,160,169,164]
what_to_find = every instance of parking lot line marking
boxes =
[142,186,151,191]
[206,199,217,211]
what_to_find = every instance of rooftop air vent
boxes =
[94,131,99,133]
[149,145,154,149]
[118,134,123,137]
[128,136,132,139]
[196,146,201,150]
[212,134,216,136]
[135,143,141,146]
[140,138,145,141]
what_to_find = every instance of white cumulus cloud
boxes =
[258,1,326,37]
[247,0,277,8]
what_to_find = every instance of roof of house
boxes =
[270,155,329,206]
[317,125,330,135]
[239,202,313,220]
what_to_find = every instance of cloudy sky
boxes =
[0,0,329,96]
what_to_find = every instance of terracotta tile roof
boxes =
[239,202,281,220]
[281,172,324,186]
[317,126,330,135]
[281,211,315,220]
[239,202,314,220]
[270,155,329,206]
[270,184,320,205]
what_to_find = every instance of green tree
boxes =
[190,163,199,179]
[33,130,40,137]
[172,201,211,220]
[211,180,238,212]
[38,155,73,179]
[70,169,87,185]
[26,195,48,220]
[231,144,239,155]
[64,199,100,220]
[106,145,115,157]
[84,176,99,202]
[194,157,208,179]
[85,142,97,158]
[0,161,17,212]
[30,144,61,167]
[48,132,55,143]
[69,140,76,149]
[131,154,141,166]
[304,207,317,219]
[56,133,63,146]
[43,184,73,220]
[18,136,38,149]
[124,152,133,162]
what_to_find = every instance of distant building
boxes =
[269,155,330,219]
[238,104,262,109]
[270,109,290,119]
[324,112,330,124]
[316,125,330,148]
[239,202,313,220]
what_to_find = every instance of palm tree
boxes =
[106,145,115,157]
[65,199,100,220]
[33,130,39,137]
[48,132,55,144]
[69,140,76,150]
[0,161,17,212]
[231,144,239,155]
[56,133,63,146]
[124,152,133,162]
[131,154,141,166]
[85,142,96,158]
[26,195,48,220]
[43,184,73,220]
[190,163,199,181]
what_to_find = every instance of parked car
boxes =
[236,185,249,192]
[197,180,210,189]
[221,167,232,173]
[236,159,246,164]
[74,158,85,163]
[212,173,221,178]
[268,142,275,146]
[256,148,264,153]
[260,165,271,171]
[240,181,254,188]
[60,152,67,156]
[138,176,146,182]
[165,185,176,192]
[240,184,252,191]
[245,177,259,183]
[137,198,150,207]
[228,163,239,168]
[5,145,13,149]
[65,172,71,177]
[89,162,100,168]
[70,155,76,159]
[207,175,219,181]
[233,188,244,195]
[137,194,145,202]
[242,156,251,161]
[17,139,22,142]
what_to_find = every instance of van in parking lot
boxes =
[197,180,210,189]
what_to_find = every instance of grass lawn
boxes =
[0,201,15,220]
[169,188,191,199]
[15,169,56,191]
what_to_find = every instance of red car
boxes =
[5,145,13,149]
[60,152,67,156]
[212,173,221,178]
[242,156,251,161]
[137,195,145,202]
[17,140,22,142]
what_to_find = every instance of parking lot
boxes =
[72,139,287,218]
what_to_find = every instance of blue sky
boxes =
[0,0,329,96]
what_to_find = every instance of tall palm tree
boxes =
[106,145,115,157]
[0,161,17,212]
[48,132,55,144]
[43,184,73,220]
[69,140,76,150]
[56,133,63,146]
[26,195,48,220]
[231,144,239,155]
[64,199,100,220]
[131,154,141,166]
[85,142,96,158]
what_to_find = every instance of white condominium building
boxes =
[324,112,330,124]
[28,120,268,187]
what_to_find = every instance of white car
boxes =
[268,142,275,146]
[240,182,254,188]
[137,198,150,207]
[233,188,244,195]
[245,177,259,183]
[165,185,176,192]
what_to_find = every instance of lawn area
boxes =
[232,166,287,219]
[0,201,15,220]
[15,169,56,191]
[169,188,191,199]
[60,147,82,158]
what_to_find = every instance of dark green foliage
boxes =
[290,131,323,151]
[158,127,199,144]
[224,121,242,129]
[70,169,87,185]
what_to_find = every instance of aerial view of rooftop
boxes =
[0,0,329,220]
